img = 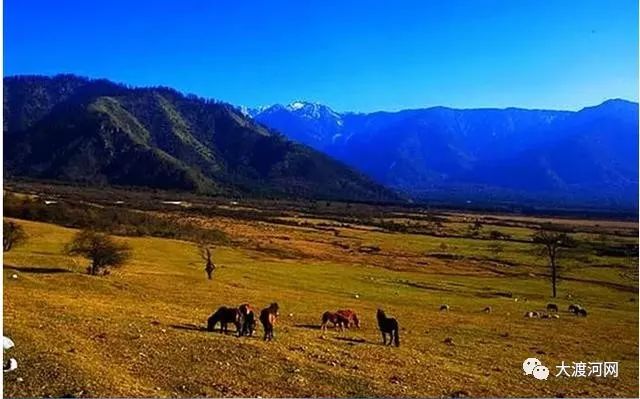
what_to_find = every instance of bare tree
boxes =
[199,243,216,279]
[66,230,131,275]
[532,227,575,298]
[3,220,27,252]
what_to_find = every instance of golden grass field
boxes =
[3,197,639,398]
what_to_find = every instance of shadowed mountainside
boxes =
[252,100,639,208]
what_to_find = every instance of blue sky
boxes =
[4,0,638,112]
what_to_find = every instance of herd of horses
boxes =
[206,300,588,347]
[523,302,588,318]
[207,304,401,347]
[207,303,279,341]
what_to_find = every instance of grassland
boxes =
[3,188,639,398]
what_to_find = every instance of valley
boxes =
[4,2,638,398]
[3,184,638,397]
[4,74,638,211]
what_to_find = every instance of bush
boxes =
[467,220,483,236]
[488,241,504,254]
[66,230,132,275]
[4,193,227,244]
[488,230,511,240]
[3,220,27,252]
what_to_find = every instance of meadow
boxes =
[3,186,638,397]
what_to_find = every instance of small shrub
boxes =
[4,193,227,244]
[3,220,27,252]
[489,230,511,240]
[66,230,132,275]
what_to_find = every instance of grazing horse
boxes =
[376,309,400,347]
[259,303,279,341]
[546,303,559,312]
[321,311,350,332]
[207,306,243,335]
[238,303,256,337]
[336,309,360,328]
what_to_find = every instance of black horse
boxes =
[376,309,400,347]
[207,306,243,335]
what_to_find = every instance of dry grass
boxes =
[3,207,638,398]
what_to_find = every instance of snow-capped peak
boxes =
[236,105,252,117]
[252,101,345,132]
[283,101,342,120]
[289,101,306,111]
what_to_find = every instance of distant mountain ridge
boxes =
[5,74,636,209]
[3,75,397,201]
[252,99,639,208]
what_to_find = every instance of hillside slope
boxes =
[4,75,397,201]
[3,214,638,397]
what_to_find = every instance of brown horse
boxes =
[238,303,257,337]
[336,309,360,328]
[207,306,242,335]
[259,303,279,341]
[321,311,350,332]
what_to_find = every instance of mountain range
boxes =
[3,75,396,201]
[251,99,639,209]
[4,74,637,210]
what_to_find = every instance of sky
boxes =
[4,0,638,112]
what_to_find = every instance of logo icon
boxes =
[523,358,550,380]
[523,357,541,375]
[532,365,550,380]
[524,357,619,380]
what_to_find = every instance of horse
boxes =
[546,303,559,312]
[336,309,360,328]
[207,306,243,335]
[259,303,279,341]
[376,309,400,347]
[238,303,256,337]
[321,311,350,332]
